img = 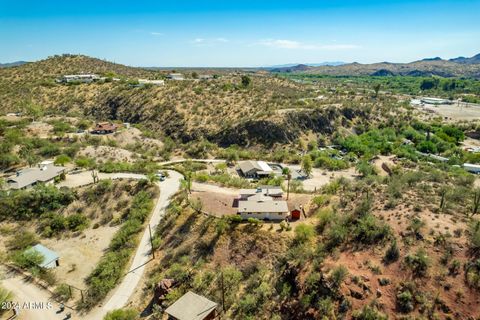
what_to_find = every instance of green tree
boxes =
[55,154,72,166]
[301,155,313,177]
[241,75,252,88]
[356,160,376,177]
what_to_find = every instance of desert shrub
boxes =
[312,195,330,207]
[247,217,262,226]
[66,214,90,231]
[330,265,349,287]
[404,248,430,277]
[353,214,391,245]
[325,219,349,250]
[294,224,315,244]
[383,240,400,263]
[465,259,480,289]
[316,207,335,234]
[469,220,480,255]
[53,283,72,302]
[352,305,388,320]
[396,286,415,313]
[104,308,137,320]
[7,230,37,250]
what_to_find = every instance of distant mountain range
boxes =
[267,62,345,68]
[0,61,29,68]
[270,53,480,79]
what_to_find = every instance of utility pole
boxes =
[148,224,155,259]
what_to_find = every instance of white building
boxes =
[421,97,452,105]
[237,161,273,179]
[464,163,480,174]
[7,161,65,190]
[237,193,289,220]
[166,73,185,80]
[57,74,100,83]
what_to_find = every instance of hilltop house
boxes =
[166,73,185,80]
[91,122,118,134]
[57,74,100,83]
[165,291,218,320]
[25,244,60,269]
[237,161,273,179]
[237,192,289,220]
[7,161,65,190]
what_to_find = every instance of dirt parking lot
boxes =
[414,101,480,121]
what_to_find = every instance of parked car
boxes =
[156,171,166,181]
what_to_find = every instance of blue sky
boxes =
[1,0,479,67]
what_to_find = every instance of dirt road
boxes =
[0,268,65,320]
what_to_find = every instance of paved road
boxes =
[86,170,182,319]
[2,170,183,320]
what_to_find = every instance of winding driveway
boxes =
[1,170,182,320]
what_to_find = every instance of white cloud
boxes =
[257,39,359,50]
[150,32,164,36]
[190,37,229,46]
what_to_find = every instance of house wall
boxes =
[239,212,288,220]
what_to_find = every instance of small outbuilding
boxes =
[91,122,118,134]
[291,206,302,220]
[165,291,217,320]
[26,244,60,269]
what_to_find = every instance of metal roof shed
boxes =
[26,244,60,269]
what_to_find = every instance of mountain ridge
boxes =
[271,52,480,78]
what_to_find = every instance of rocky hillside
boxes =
[274,53,480,79]
[0,55,396,147]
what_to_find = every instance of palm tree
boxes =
[282,167,291,200]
